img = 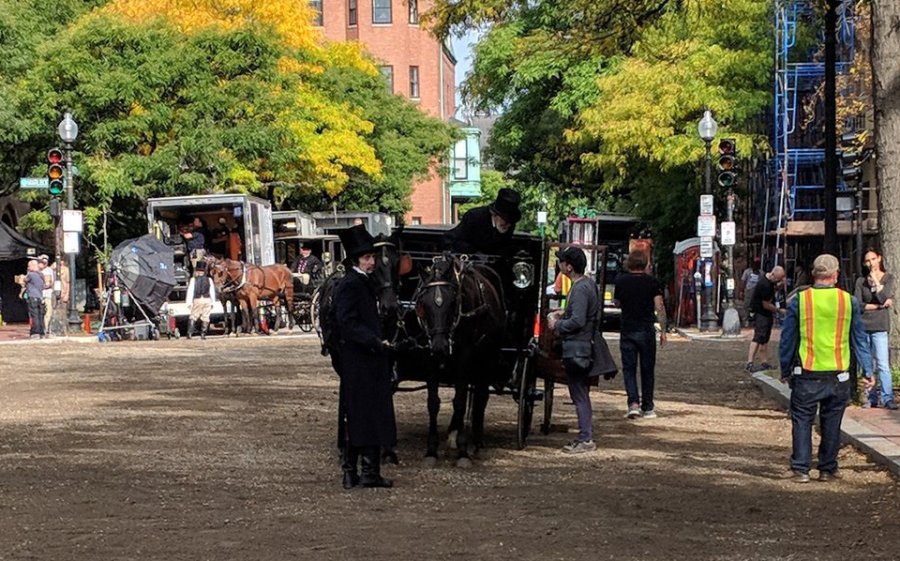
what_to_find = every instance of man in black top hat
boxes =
[290,242,324,293]
[444,187,522,256]
[331,224,397,489]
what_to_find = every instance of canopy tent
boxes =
[108,234,176,317]
[0,221,47,261]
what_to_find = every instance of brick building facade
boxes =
[315,0,456,224]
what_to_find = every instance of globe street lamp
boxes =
[57,112,80,330]
[697,110,718,331]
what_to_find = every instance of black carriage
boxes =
[389,226,559,450]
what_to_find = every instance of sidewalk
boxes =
[752,370,900,478]
[0,323,95,343]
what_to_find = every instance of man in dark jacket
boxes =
[444,188,522,256]
[332,224,397,489]
[547,247,599,454]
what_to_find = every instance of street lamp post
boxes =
[697,110,718,332]
[57,112,80,331]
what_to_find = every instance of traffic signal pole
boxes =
[64,141,79,330]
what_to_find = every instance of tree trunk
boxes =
[871,0,900,364]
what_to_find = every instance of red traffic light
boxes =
[718,139,735,155]
[47,148,63,164]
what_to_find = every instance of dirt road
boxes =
[0,335,897,561]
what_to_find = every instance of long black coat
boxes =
[444,206,515,256]
[332,269,396,448]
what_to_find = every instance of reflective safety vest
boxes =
[797,287,852,372]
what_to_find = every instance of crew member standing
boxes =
[779,254,874,483]
[185,260,215,340]
[332,224,396,489]
[24,260,45,339]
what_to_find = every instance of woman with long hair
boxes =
[854,248,896,409]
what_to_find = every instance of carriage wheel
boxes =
[298,302,314,332]
[541,376,555,436]
[516,355,536,450]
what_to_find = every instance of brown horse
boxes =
[210,259,294,334]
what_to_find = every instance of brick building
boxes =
[314,0,461,224]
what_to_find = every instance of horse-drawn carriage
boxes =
[317,225,610,456]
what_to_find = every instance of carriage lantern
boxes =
[512,261,534,289]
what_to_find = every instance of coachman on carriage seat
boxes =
[444,187,522,256]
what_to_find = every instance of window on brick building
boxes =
[453,139,468,180]
[373,0,392,24]
[412,216,422,225]
[409,66,420,99]
[348,0,357,25]
[409,0,419,24]
[310,0,323,26]
[379,66,394,93]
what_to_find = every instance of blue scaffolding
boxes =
[767,0,857,263]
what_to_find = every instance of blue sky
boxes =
[451,30,481,118]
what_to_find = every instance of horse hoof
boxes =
[455,457,473,469]
[423,456,438,468]
[447,430,458,450]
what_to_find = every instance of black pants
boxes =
[28,298,44,336]
[789,375,850,474]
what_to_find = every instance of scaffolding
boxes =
[767,0,857,270]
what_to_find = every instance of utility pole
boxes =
[823,0,839,255]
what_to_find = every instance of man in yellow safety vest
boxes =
[779,253,874,483]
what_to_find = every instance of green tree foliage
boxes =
[437,0,772,274]
[0,2,454,250]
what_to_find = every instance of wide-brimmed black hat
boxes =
[489,188,522,224]
[339,224,376,259]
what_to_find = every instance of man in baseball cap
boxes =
[779,253,873,483]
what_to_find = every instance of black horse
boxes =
[413,253,506,466]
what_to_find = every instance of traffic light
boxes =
[717,138,737,188]
[840,132,863,185]
[47,148,64,196]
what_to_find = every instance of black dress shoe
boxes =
[818,470,842,482]
[342,472,359,489]
[360,476,393,488]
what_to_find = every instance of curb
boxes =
[675,327,749,342]
[750,370,900,478]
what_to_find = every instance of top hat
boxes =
[489,188,522,223]
[300,241,313,250]
[195,260,207,272]
[339,224,376,259]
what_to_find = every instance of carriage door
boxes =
[258,204,275,265]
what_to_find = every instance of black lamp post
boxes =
[697,110,718,331]
[57,112,80,330]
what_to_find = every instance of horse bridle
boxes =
[372,240,400,317]
[414,257,464,355]
[214,261,248,293]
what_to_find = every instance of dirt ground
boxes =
[0,333,898,561]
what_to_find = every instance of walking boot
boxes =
[360,447,393,488]
[187,319,195,340]
[341,447,360,490]
[200,321,207,341]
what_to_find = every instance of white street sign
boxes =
[19,177,49,189]
[536,211,547,225]
[63,232,80,254]
[700,236,714,258]
[721,221,736,245]
[697,215,716,237]
[62,209,83,233]
[700,194,714,216]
